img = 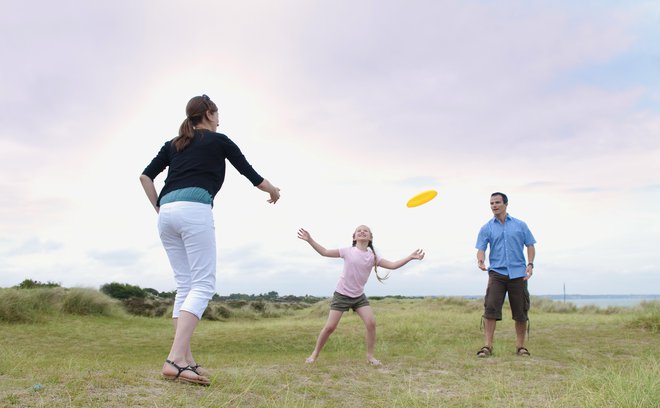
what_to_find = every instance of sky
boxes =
[1,0,659,297]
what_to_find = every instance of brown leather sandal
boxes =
[516,347,531,356]
[477,346,492,358]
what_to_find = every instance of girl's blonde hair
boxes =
[352,226,390,283]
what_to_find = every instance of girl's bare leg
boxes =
[355,306,379,365]
[306,310,343,363]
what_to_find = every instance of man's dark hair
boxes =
[491,192,508,204]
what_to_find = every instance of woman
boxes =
[297,225,424,365]
[140,94,280,385]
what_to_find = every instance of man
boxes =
[475,192,536,357]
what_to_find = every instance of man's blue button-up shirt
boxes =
[475,214,536,279]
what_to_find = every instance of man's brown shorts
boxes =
[483,271,530,321]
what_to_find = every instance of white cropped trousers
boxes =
[158,201,216,320]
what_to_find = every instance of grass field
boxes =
[0,291,658,407]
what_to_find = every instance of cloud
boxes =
[1,237,63,256]
[635,184,660,193]
[397,177,443,188]
[0,1,149,148]
[88,249,144,268]
[0,1,658,295]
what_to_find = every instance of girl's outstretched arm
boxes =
[297,228,340,258]
[377,249,425,270]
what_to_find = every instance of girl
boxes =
[140,94,280,385]
[298,225,424,365]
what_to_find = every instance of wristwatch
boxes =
[527,263,534,268]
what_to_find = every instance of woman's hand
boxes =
[257,179,280,204]
[267,187,280,204]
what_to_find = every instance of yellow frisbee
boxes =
[406,190,438,208]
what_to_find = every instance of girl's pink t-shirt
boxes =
[335,246,380,297]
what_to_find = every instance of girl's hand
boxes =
[410,249,425,260]
[297,228,311,242]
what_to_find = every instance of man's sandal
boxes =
[516,347,531,356]
[162,359,210,386]
[476,346,492,358]
[368,357,382,366]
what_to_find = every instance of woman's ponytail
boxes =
[172,94,218,152]
[174,117,196,152]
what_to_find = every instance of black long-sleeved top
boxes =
[142,129,264,206]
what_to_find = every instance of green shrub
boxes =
[61,288,119,316]
[301,298,332,318]
[628,301,660,333]
[0,288,66,323]
[638,300,660,311]
[14,279,61,289]
[143,288,159,297]
[158,290,176,299]
[122,297,171,317]
[227,300,248,308]
[100,282,146,300]
[532,296,578,313]
[0,289,46,323]
[203,304,233,320]
[199,300,308,321]
[0,287,119,321]
[251,300,266,312]
[31,287,67,310]
[430,296,482,311]
[583,305,626,314]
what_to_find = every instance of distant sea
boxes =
[538,294,659,308]
[460,294,659,308]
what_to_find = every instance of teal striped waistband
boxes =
[160,187,212,205]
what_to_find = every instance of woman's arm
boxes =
[377,249,425,270]
[257,179,280,204]
[297,228,340,258]
[139,174,159,213]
